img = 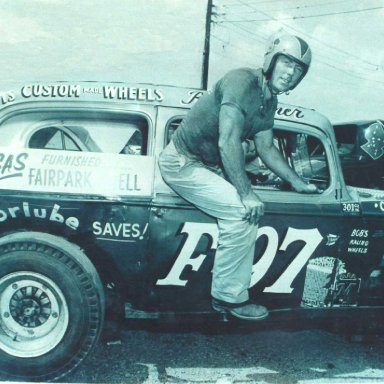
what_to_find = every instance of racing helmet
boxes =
[263,33,312,90]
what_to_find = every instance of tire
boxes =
[0,231,105,382]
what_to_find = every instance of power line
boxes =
[221,0,306,6]
[213,0,384,80]
[271,23,380,70]
[211,47,255,67]
[211,34,229,45]
[214,22,264,44]
[316,58,384,84]
[214,19,267,43]
[227,22,266,43]
[210,48,229,59]
[213,20,384,84]
[308,74,370,89]
[221,0,382,69]
[220,0,376,7]
[217,6,384,22]
[225,0,359,14]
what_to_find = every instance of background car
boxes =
[333,120,384,190]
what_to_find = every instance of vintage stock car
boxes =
[0,82,383,381]
[333,119,384,190]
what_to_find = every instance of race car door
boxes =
[149,116,366,312]
[245,126,366,309]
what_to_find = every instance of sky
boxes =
[0,0,383,123]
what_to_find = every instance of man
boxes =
[159,32,317,321]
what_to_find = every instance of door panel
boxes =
[148,126,371,311]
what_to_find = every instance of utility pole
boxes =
[201,0,213,90]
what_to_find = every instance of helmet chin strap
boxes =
[266,79,285,96]
[264,73,291,96]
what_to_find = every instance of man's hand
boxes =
[241,190,264,225]
[291,179,320,194]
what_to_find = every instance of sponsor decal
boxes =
[178,93,306,120]
[28,168,92,189]
[302,256,336,307]
[0,201,79,230]
[157,222,323,294]
[22,84,81,98]
[118,174,142,192]
[102,86,163,102]
[275,106,304,119]
[374,201,384,212]
[82,87,103,95]
[303,257,361,308]
[0,148,154,197]
[342,202,360,213]
[0,152,28,180]
[92,221,148,242]
[331,276,361,306]
[326,262,361,307]
[361,121,384,160]
[347,228,369,254]
[12,84,164,103]
[0,91,16,106]
[350,228,369,237]
[181,90,204,105]
[326,234,339,246]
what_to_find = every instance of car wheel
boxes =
[0,232,104,382]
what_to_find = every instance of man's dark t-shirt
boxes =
[172,68,278,166]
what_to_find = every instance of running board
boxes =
[124,303,384,322]
[125,303,160,319]
[124,303,221,320]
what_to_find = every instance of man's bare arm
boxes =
[254,129,318,193]
[218,104,251,198]
[218,105,264,224]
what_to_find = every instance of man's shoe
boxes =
[212,298,268,321]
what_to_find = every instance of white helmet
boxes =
[263,33,312,90]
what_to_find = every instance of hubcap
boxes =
[10,285,52,327]
[0,272,69,357]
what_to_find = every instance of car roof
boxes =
[0,80,334,137]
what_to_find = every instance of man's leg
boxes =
[159,142,259,304]
[212,218,258,303]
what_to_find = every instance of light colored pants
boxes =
[158,140,258,304]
